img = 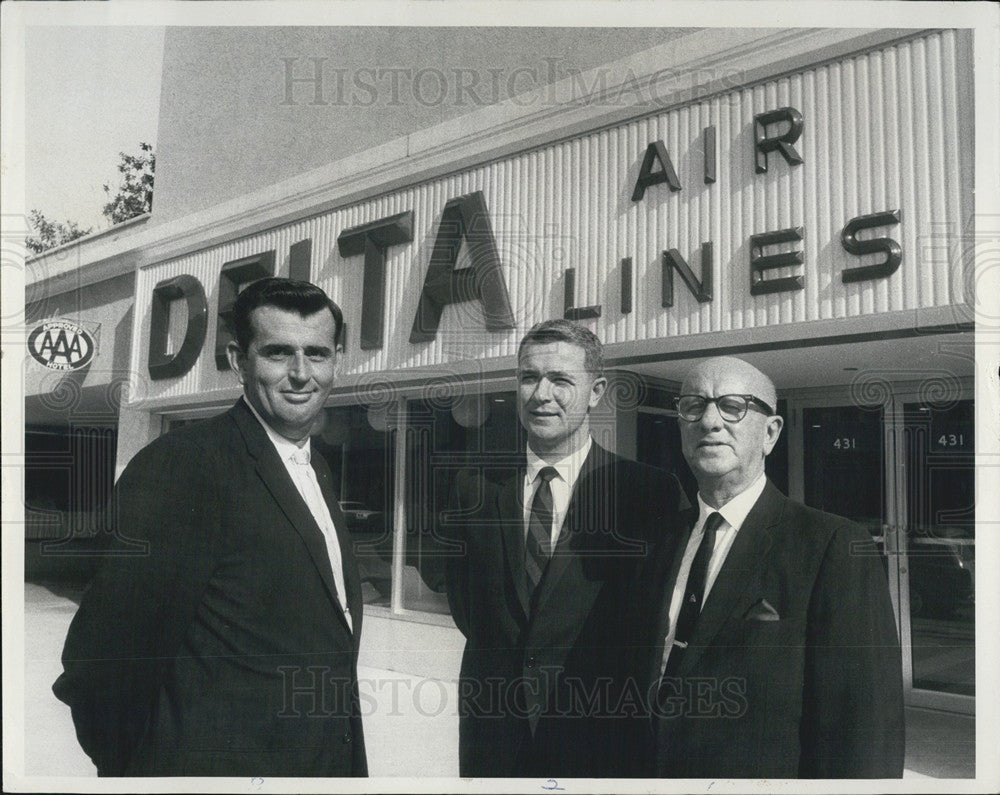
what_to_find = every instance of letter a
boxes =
[410,191,515,343]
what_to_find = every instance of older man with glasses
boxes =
[636,355,904,779]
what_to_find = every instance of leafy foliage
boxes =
[25,143,156,254]
[24,210,93,255]
[102,142,155,225]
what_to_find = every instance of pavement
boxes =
[21,581,459,779]
[18,581,976,782]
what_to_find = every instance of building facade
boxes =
[25,27,976,717]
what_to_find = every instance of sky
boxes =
[25,26,165,233]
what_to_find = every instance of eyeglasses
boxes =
[675,394,775,422]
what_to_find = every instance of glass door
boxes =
[788,387,974,713]
[801,404,886,538]
[899,399,974,704]
[797,401,892,593]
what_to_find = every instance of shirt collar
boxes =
[526,436,593,489]
[242,396,311,463]
[696,472,767,532]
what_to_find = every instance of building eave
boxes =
[26,27,930,295]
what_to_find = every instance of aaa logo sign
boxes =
[27,319,96,371]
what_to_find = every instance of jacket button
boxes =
[526,656,535,669]
[342,732,352,744]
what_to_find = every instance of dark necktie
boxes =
[525,466,558,602]
[662,511,725,679]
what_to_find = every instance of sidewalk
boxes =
[21,581,974,780]
[22,582,459,778]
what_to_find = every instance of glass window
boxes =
[766,398,789,496]
[314,405,394,607]
[24,425,117,583]
[404,391,520,614]
[803,405,884,536]
[636,410,696,504]
[903,400,974,697]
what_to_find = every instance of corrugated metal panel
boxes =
[133,30,968,398]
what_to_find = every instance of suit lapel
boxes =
[312,452,362,639]
[497,472,529,621]
[230,401,346,624]
[677,481,783,676]
[522,444,613,735]
[501,445,614,629]
[531,444,609,615]
[648,506,698,688]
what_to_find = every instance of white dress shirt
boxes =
[244,398,352,630]
[522,436,593,549]
[660,472,767,675]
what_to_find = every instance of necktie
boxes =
[290,448,351,627]
[525,466,558,602]
[662,511,724,679]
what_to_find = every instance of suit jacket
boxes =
[53,400,367,777]
[444,442,688,778]
[638,479,904,779]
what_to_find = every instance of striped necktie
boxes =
[525,466,558,604]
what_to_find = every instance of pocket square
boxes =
[744,598,780,621]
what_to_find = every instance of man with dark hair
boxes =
[229,278,343,353]
[638,356,904,778]
[445,319,688,777]
[53,277,367,777]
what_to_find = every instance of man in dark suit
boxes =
[641,355,904,778]
[53,278,367,777]
[444,319,687,778]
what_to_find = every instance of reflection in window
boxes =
[405,391,520,614]
[24,425,118,583]
[904,400,974,697]
[314,405,394,606]
[803,405,884,537]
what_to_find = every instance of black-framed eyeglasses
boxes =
[674,394,775,422]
